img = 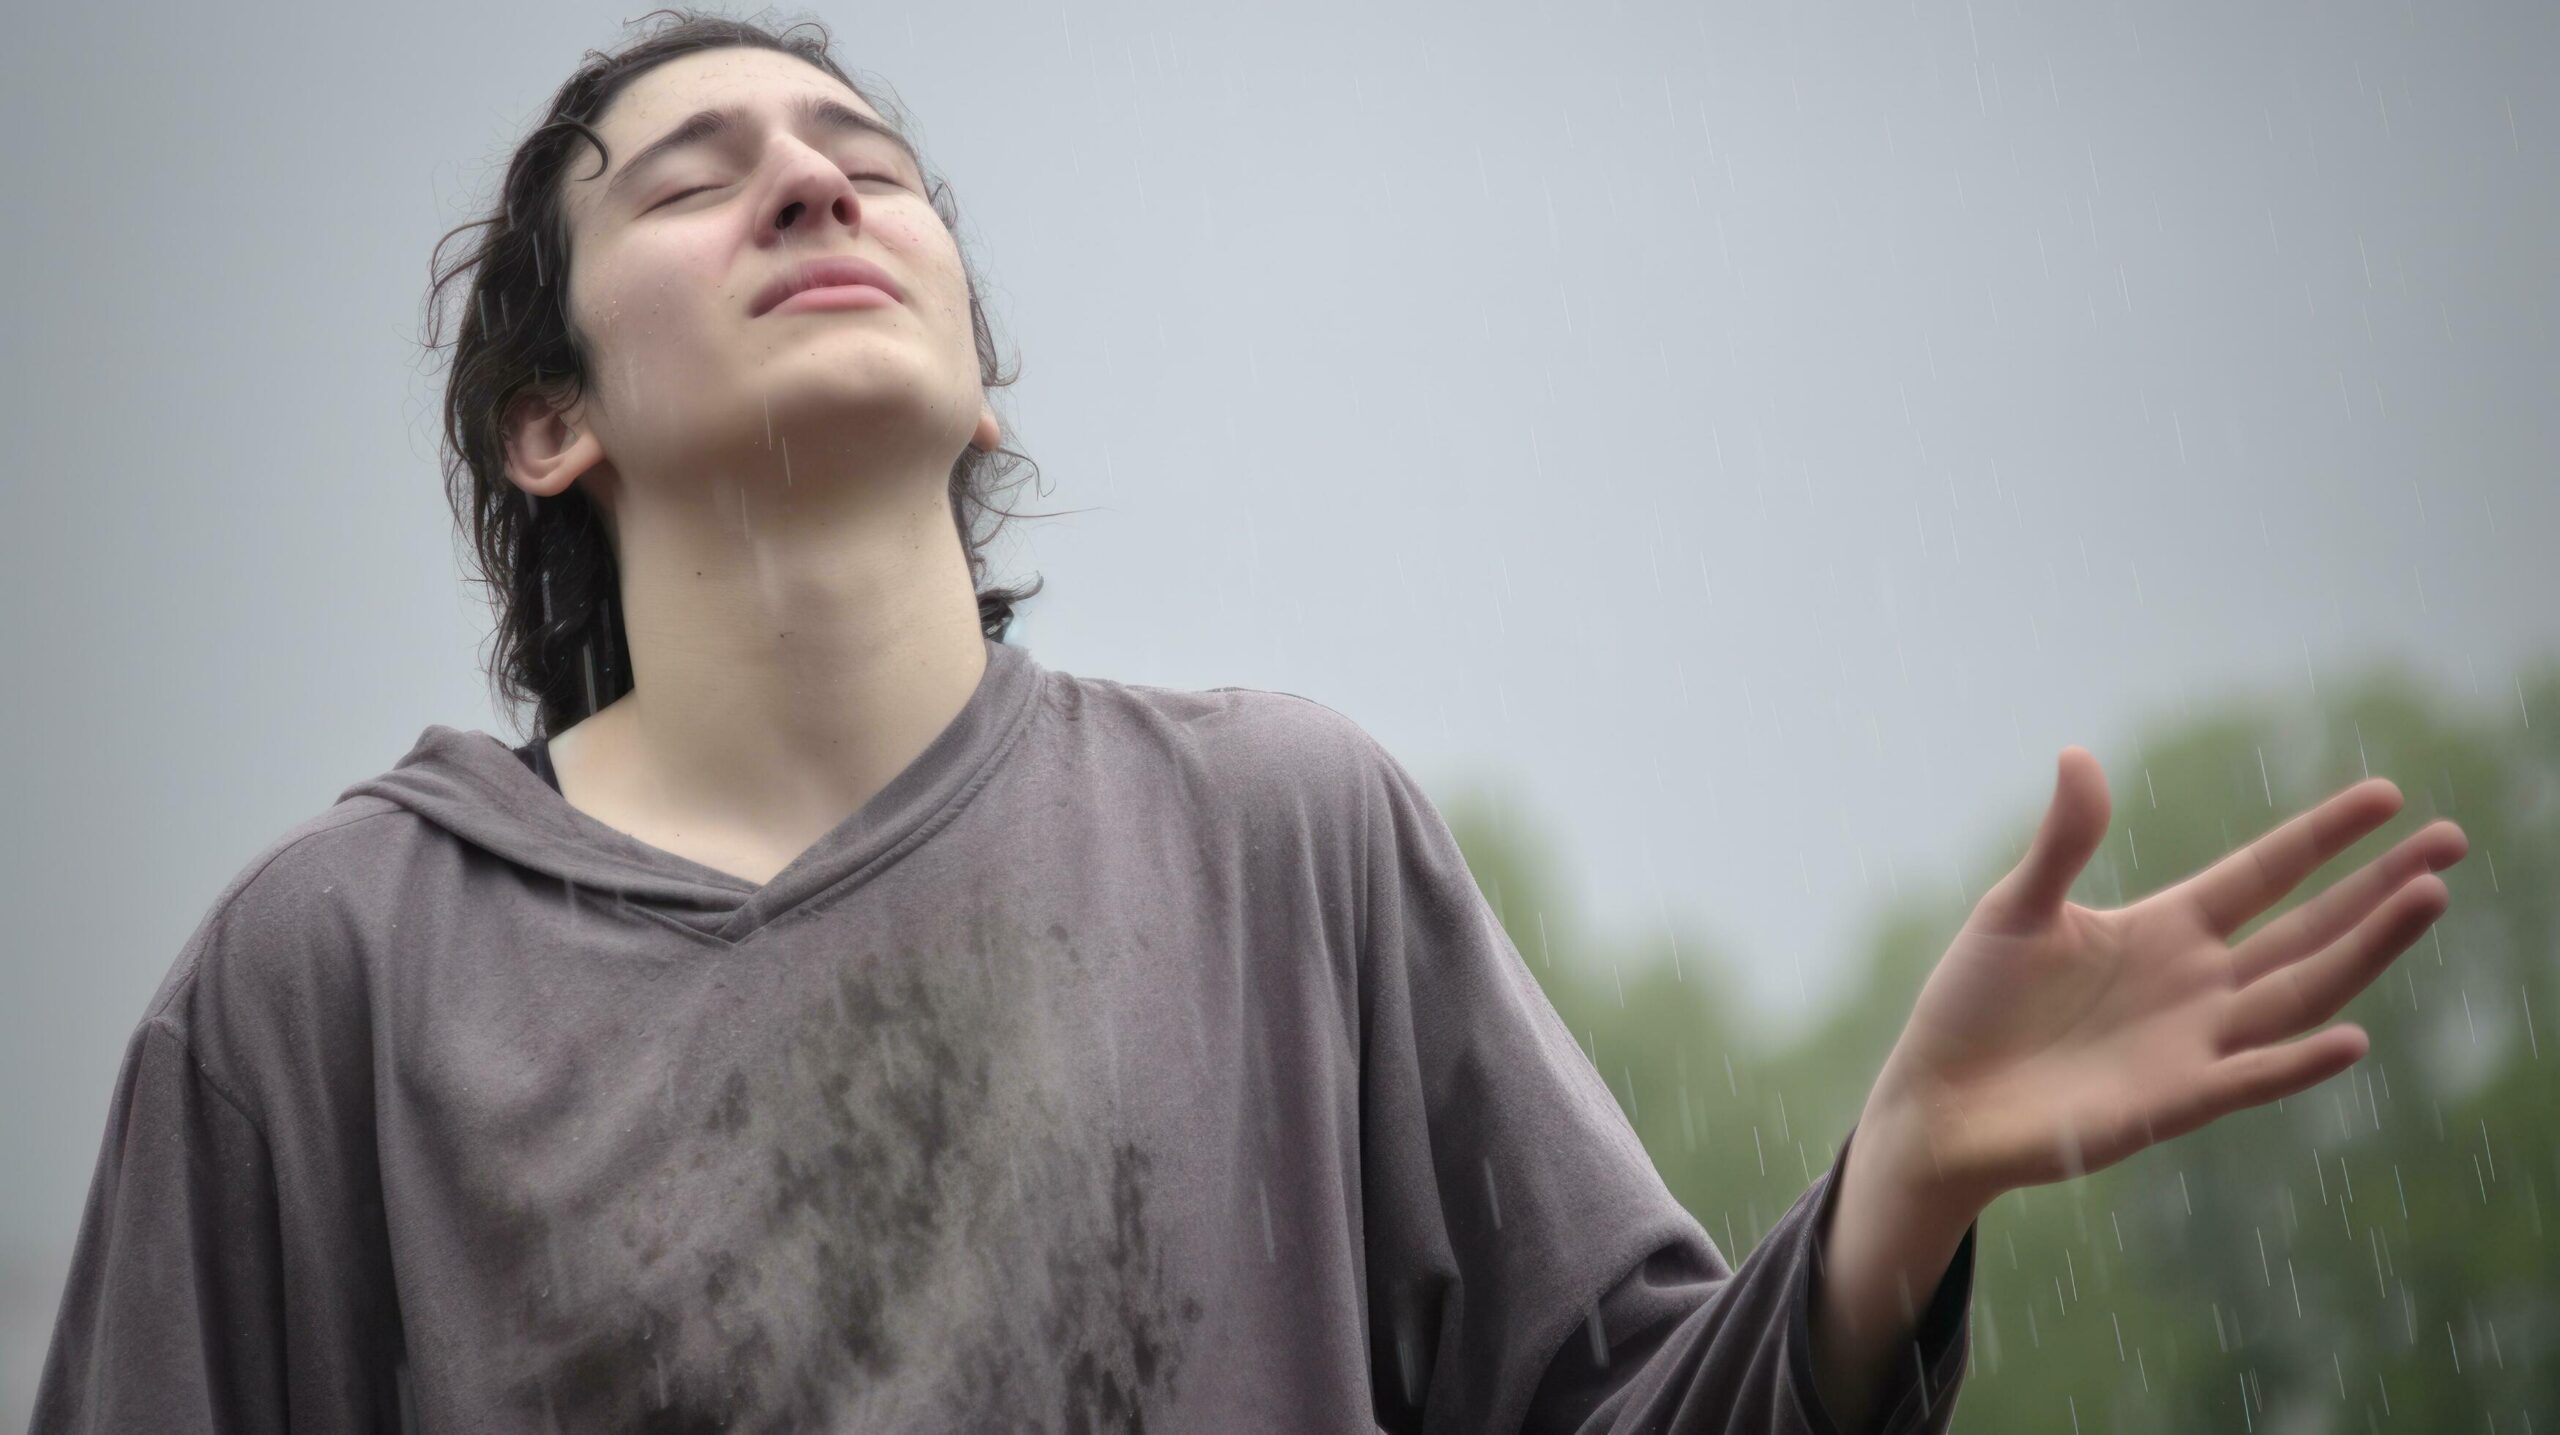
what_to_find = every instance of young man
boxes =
[35,26,2465,1435]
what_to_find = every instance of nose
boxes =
[766,140,862,234]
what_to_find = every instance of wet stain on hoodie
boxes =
[476,909,1202,1431]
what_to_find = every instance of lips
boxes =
[752,255,905,316]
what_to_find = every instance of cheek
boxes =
[585,243,736,349]
[880,228,972,332]
[871,214,955,277]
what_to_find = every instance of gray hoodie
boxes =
[33,636,1973,1433]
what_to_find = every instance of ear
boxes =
[971,404,1002,454]
[502,390,603,499]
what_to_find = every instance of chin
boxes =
[744,382,970,453]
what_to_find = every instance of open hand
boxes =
[1864,747,2469,1209]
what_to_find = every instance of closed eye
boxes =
[650,174,905,212]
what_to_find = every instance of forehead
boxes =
[565,47,887,222]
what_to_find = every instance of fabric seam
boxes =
[746,659,1052,947]
[141,1015,274,1155]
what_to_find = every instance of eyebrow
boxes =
[602,93,923,204]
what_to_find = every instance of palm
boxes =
[1875,748,2468,1205]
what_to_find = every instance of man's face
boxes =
[550,46,990,505]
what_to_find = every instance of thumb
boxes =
[1986,746,2112,926]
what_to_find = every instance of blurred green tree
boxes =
[1437,659,2556,1433]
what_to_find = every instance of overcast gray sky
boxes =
[3,0,2552,1414]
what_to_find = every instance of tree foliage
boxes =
[1437,658,2557,1432]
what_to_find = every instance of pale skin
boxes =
[496,41,2479,1430]
[1808,747,2468,1430]
[502,46,1003,886]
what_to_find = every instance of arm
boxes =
[1807,1103,1983,1434]
[1521,1115,1977,1435]
[1800,748,2463,1428]
[32,1019,295,1432]
[34,888,408,1434]
[1530,748,2460,1435]
[1355,715,1989,1435]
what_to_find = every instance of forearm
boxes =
[1808,1116,1983,1433]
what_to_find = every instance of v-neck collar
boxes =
[342,636,1048,949]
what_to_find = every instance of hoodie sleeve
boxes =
[31,1015,297,1433]
[1346,727,1976,1435]
[1521,1118,1978,1435]
[32,868,406,1433]
[1352,729,1722,1434]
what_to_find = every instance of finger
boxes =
[2183,777,2403,939]
[2229,820,2468,987]
[1984,747,2111,927]
[2217,873,2449,1054]
[2152,1025,2370,1143]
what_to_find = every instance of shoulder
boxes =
[144,795,415,1086]
[1043,669,1396,818]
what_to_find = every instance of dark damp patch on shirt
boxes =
[1058,1142,1206,1432]
[479,914,1204,1430]
[703,1068,750,1134]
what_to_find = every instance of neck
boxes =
[568,461,991,836]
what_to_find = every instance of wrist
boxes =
[1809,1097,1985,1431]
[1854,1070,2002,1226]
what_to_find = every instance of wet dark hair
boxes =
[422,7,1047,740]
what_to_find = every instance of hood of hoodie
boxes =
[331,636,1048,942]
